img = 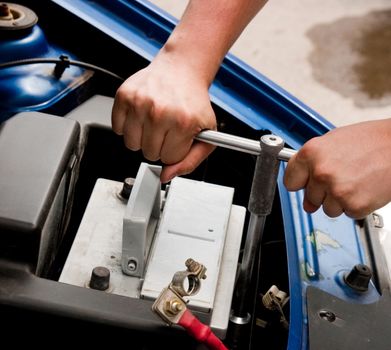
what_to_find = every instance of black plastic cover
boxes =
[0,112,80,266]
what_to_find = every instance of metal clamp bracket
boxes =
[170,258,207,297]
[152,258,207,325]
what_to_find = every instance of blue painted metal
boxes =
[278,166,381,350]
[0,23,89,122]
[0,26,50,63]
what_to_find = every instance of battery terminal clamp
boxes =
[152,258,207,325]
[152,259,228,350]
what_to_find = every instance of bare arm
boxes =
[112,0,267,183]
[161,0,269,86]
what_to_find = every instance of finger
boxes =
[111,93,128,135]
[122,93,155,152]
[141,119,167,161]
[122,110,143,151]
[303,191,321,213]
[303,180,326,212]
[343,200,370,220]
[160,128,194,165]
[160,142,216,183]
[283,152,310,191]
[322,195,344,218]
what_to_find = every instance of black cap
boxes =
[89,266,110,291]
[119,178,134,200]
[344,264,372,292]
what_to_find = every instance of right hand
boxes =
[284,119,391,218]
[111,54,216,183]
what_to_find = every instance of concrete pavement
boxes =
[149,0,391,127]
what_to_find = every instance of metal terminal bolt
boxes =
[89,266,111,291]
[119,177,135,200]
[0,3,11,18]
[164,299,184,316]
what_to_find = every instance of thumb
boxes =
[160,142,216,183]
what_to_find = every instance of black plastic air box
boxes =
[0,112,79,276]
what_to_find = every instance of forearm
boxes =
[158,0,268,86]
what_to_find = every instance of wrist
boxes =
[155,42,219,88]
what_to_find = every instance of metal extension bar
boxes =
[196,130,296,161]
[195,130,296,327]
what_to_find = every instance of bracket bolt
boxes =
[185,258,206,279]
[127,259,137,271]
[185,258,198,271]
[319,310,336,323]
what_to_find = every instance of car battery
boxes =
[59,162,246,337]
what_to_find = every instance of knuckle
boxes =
[115,86,132,103]
[132,92,150,111]
[312,164,332,184]
[298,137,321,160]
[150,103,167,122]
[176,115,195,132]
[174,109,203,134]
[330,183,354,202]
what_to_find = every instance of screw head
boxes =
[127,259,137,271]
[261,134,284,147]
[319,310,336,322]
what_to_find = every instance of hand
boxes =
[111,54,216,183]
[284,119,391,219]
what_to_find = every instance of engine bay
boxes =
[3,2,389,349]
[0,3,290,348]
